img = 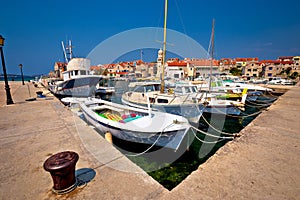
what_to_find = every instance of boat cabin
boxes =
[62,58,91,81]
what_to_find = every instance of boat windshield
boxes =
[133,84,160,92]
[174,86,198,94]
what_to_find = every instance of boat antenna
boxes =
[160,0,168,93]
[68,40,73,60]
[209,19,215,92]
[61,40,74,63]
[61,41,68,63]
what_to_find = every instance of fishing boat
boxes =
[68,97,195,151]
[49,41,102,98]
[121,82,204,124]
[49,58,103,98]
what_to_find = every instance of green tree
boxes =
[289,72,299,79]
[229,67,242,76]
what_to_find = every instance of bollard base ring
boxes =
[51,179,78,195]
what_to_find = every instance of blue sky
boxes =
[1,0,300,75]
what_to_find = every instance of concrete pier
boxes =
[0,81,299,199]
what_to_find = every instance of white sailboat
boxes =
[198,19,246,115]
[121,0,204,124]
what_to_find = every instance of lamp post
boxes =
[0,35,14,105]
[19,64,25,85]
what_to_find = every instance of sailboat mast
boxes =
[160,0,168,93]
[209,19,215,92]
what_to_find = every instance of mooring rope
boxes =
[125,122,178,157]
[245,100,273,108]
[246,99,274,107]
[254,97,277,103]
[199,114,239,136]
[203,105,246,118]
[190,125,237,139]
[266,89,280,97]
[240,109,265,118]
[190,126,237,144]
[192,131,229,144]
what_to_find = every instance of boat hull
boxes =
[203,105,241,115]
[49,76,102,98]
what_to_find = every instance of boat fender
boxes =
[203,101,209,106]
[105,132,113,144]
[122,114,128,119]
[168,88,174,94]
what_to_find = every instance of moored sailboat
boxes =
[121,0,204,124]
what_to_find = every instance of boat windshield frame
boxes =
[132,83,161,93]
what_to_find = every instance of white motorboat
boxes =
[173,84,246,115]
[49,58,102,98]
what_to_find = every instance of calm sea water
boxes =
[0,75,37,82]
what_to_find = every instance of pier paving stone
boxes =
[0,81,299,199]
[0,82,166,200]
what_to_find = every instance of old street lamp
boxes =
[0,35,14,105]
[19,64,25,85]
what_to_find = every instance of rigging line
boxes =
[174,0,187,34]
[154,0,166,42]
[174,0,193,55]
[200,114,239,136]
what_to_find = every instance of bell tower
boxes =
[156,49,163,78]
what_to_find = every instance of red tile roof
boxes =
[188,59,219,66]
[235,58,258,62]
[167,61,187,66]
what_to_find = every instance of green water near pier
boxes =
[108,100,273,190]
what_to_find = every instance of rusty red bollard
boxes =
[43,151,79,194]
